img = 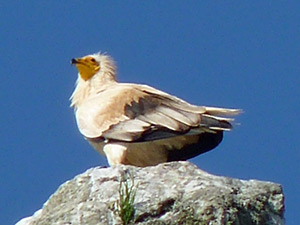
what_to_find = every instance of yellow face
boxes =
[71,56,100,81]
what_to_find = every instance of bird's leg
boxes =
[103,143,127,166]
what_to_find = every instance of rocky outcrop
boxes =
[16,162,284,225]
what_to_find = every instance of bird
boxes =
[70,52,241,167]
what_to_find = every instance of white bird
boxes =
[70,52,241,167]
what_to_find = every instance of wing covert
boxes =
[76,83,237,142]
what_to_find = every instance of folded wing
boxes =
[76,84,240,142]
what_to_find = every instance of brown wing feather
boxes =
[77,83,238,141]
[102,90,193,141]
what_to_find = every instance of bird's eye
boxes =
[90,58,96,63]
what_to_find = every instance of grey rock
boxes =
[16,162,284,225]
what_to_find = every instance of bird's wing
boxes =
[76,83,240,141]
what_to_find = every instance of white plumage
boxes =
[70,52,241,167]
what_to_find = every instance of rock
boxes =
[16,162,285,225]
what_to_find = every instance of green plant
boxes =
[116,173,137,225]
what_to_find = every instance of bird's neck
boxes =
[70,71,117,108]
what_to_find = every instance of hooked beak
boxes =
[71,58,78,65]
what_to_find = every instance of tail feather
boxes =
[201,114,233,131]
[205,107,242,116]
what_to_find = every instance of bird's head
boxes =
[71,53,116,81]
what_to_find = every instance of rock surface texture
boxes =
[16,162,284,225]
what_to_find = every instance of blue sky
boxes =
[1,1,299,224]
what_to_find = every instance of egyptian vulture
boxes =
[70,52,240,167]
